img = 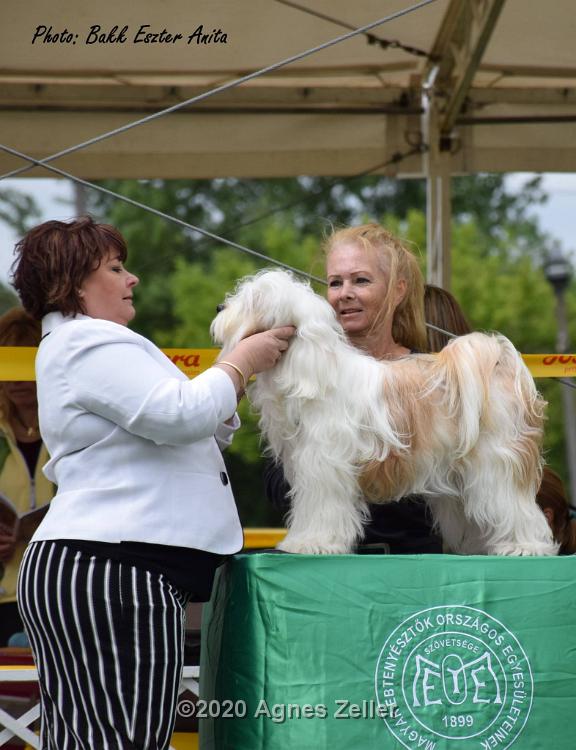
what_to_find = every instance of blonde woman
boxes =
[266,223,441,553]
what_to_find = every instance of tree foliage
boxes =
[0,188,42,313]
[85,173,573,522]
[0,187,41,237]
[385,207,570,484]
[0,285,18,315]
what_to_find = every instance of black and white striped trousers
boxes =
[18,540,189,750]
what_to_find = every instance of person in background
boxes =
[0,308,54,647]
[266,223,442,553]
[424,283,473,351]
[537,467,576,555]
[11,216,294,749]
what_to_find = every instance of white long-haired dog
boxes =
[211,269,557,556]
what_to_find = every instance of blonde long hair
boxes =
[323,223,427,352]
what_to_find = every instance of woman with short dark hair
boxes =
[12,216,294,750]
[13,216,129,320]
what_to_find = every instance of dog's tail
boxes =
[433,332,546,469]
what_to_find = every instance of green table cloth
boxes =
[200,553,576,749]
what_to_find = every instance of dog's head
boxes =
[211,268,340,355]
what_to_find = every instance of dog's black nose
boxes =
[216,303,226,314]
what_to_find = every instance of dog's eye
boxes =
[216,303,226,313]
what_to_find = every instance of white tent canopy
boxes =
[1,0,576,283]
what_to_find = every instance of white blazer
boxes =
[31,312,243,553]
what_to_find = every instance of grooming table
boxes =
[200,553,576,749]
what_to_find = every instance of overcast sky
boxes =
[1,178,74,285]
[1,174,575,287]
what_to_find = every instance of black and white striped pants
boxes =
[18,541,189,750]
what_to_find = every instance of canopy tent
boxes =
[1,0,576,284]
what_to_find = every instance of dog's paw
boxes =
[276,536,352,555]
[489,541,559,557]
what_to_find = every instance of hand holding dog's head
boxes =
[211,269,339,355]
[211,269,349,400]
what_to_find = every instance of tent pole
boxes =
[423,77,452,290]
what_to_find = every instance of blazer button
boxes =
[220,472,229,486]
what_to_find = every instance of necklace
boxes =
[12,410,40,438]
[380,347,410,361]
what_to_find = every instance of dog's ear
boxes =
[210,278,262,351]
[276,324,339,399]
[269,283,343,398]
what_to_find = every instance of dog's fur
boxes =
[211,269,557,556]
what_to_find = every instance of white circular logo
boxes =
[374,605,533,749]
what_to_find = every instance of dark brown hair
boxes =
[537,467,576,555]
[424,284,473,352]
[0,306,41,347]
[11,216,127,319]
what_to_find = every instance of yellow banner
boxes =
[0,347,220,381]
[243,527,287,549]
[0,347,575,381]
[0,347,38,381]
[521,354,576,379]
[161,348,220,379]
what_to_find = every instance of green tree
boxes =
[88,174,548,338]
[0,187,41,236]
[87,174,568,523]
[0,284,18,314]
[386,207,570,489]
[0,187,41,312]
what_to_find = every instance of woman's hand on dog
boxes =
[216,326,296,393]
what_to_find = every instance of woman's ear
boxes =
[395,278,407,306]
